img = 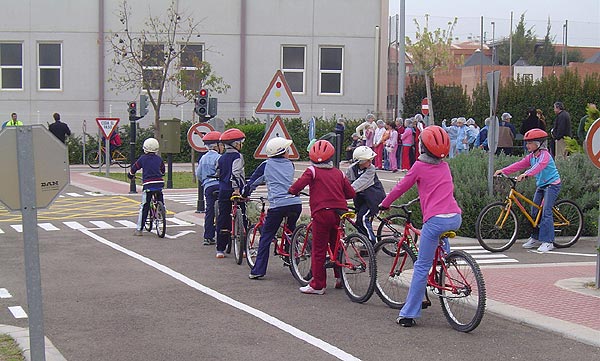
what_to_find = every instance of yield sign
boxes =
[254,115,299,159]
[187,122,215,152]
[95,118,120,138]
[255,70,300,114]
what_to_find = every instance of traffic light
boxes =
[208,97,218,118]
[139,94,149,117]
[128,101,137,117]
[195,88,208,117]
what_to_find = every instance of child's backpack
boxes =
[110,133,122,147]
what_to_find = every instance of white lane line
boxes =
[0,288,12,298]
[541,251,596,257]
[38,223,60,231]
[89,221,115,229]
[80,229,360,361]
[8,306,27,319]
[115,220,137,228]
[167,218,194,226]
[469,254,509,259]
[64,221,86,230]
[10,225,22,233]
[475,259,519,264]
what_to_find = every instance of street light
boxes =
[491,21,496,65]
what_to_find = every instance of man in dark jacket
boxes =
[553,101,571,159]
[48,113,71,144]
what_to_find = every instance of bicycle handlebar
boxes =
[389,197,420,210]
[494,173,518,187]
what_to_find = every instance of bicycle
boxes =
[373,198,420,308]
[143,190,166,238]
[245,196,299,272]
[375,226,487,332]
[475,174,583,252]
[87,145,129,169]
[289,210,377,303]
[230,194,248,265]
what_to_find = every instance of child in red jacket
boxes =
[289,140,355,294]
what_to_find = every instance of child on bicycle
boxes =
[289,140,355,294]
[243,137,303,279]
[196,131,221,246]
[379,125,462,327]
[215,128,246,259]
[345,146,386,244]
[493,128,561,253]
[128,138,165,236]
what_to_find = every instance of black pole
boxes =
[129,115,137,193]
[196,151,206,213]
[334,133,342,168]
[167,154,173,189]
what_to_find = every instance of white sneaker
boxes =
[299,285,325,295]
[537,242,555,253]
[522,238,542,249]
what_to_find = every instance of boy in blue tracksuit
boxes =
[242,137,302,279]
[215,128,246,258]
[345,146,386,244]
[196,131,221,246]
[128,138,165,235]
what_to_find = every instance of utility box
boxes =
[159,118,181,154]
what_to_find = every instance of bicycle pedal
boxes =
[421,300,431,309]
[324,261,336,269]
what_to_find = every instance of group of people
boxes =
[3,112,72,144]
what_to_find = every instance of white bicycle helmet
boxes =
[265,137,293,157]
[353,146,377,162]
[143,138,159,153]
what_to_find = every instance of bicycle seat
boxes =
[340,211,356,219]
[230,195,244,201]
[440,231,456,239]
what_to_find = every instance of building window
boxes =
[179,44,204,91]
[38,43,61,90]
[319,47,343,95]
[0,43,23,90]
[142,44,164,91]
[282,46,305,93]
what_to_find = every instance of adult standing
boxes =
[521,108,541,151]
[553,101,571,159]
[48,112,71,144]
[355,113,376,148]
[496,113,516,155]
[372,120,386,169]
[4,113,23,128]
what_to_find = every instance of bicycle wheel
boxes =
[553,199,583,248]
[233,210,246,265]
[475,202,518,252]
[86,150,104,169]
[154,201,166,238]
[338,233,376,303]
[113,151,130,168]
[289,223,312,286]
[245,224,261,268]
[376,215,407,243]
[374,238,416,309]
[144,207,153,232]
[438,250,486,333]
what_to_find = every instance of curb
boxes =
[0,324,66,361]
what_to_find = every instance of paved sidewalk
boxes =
[5,166,599,360]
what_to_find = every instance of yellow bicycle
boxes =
[86,145,129,169]
[475,174,583,252]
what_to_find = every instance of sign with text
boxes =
[95,118,120,139]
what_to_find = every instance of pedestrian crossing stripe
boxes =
[452,245,519,264]
[0,218,195,233]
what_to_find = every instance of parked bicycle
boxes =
[87,144,129,169]
[143,190,166,238]
[245,196,299,272]
[289,209,376,303]
[475,174,583,252]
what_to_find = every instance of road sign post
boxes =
[0,125,70,361]
[95,118,120,178]
[486,71,501,196]
[584,118,600,289]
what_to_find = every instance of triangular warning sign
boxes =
[254,116,300,160]
[95,118,120,139]
[255,70,300,114]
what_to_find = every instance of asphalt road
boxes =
[0,184,598,360]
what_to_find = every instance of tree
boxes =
[405,15,457,123]
[496,13,537,66]
[107,0,230,137]
[534,18,557,66]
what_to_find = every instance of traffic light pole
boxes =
[129,115,140,193]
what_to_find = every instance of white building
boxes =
[0,0,389,133]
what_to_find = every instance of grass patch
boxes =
[0,334,24,361]
[91,171,197,189]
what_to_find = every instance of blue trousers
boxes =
[399,214,462,319]
[531,183,561,243]
[251,204,302,276]
[203,184,219,240]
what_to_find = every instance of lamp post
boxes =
[491,21,496,64]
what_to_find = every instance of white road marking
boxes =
[84,192,104,196]
[474,259,519,264]
[115,220,137,228]
[89,221,114,229]
[38,223,60,231]
[80,229,361,361]
[8,306,27,319]
[0,228,4,234]
[10,225,22,232]
[470,254,509,259]
[0,288,12,298]
[164,230,196,239]
[167,218,194,226]
[65,192,84,197]
[64,221,86,230]
[528,250,596,257]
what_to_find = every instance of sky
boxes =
[389,0,600,47]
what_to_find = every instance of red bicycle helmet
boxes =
[220,128,246,143]
[523,128,548,141]
[309,140,335,163]
[420,125,450,158]
[202,131,221,144]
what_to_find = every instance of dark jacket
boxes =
[48,121,71,144]
[553,110,572,140]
